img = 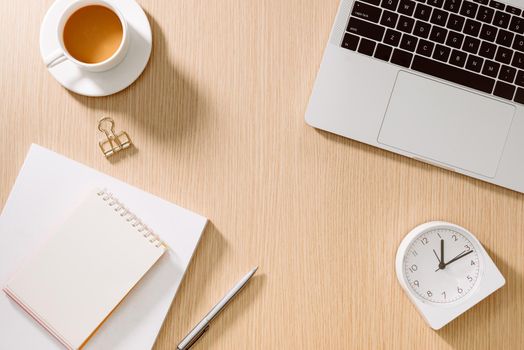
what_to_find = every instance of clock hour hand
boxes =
[439,239,445,270]
[434,240,447,271]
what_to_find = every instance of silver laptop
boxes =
[306,0,524,193]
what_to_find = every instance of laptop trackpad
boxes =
[378,71,515,178]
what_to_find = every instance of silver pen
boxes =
[177,266,258,350]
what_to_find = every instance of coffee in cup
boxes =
[44,0,129,72]
[63,5,123,64]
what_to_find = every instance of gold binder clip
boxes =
[98,117,133,158]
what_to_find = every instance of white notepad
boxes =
[0,144,208,350]
[4,189,166,350]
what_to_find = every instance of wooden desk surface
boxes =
[1,0,523,349]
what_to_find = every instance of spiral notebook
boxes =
[3,189,167,350]
[0,144,208,350]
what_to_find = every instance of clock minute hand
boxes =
[444,250,474,267]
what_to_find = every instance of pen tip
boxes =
[252,266,259,274]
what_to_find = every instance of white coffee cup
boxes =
[44,0,129,72]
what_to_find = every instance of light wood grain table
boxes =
[1,0,523,349]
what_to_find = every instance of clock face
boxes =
[403,228,481,304]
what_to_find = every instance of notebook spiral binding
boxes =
[96,189,166,249]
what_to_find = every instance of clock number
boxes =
[464,244,471,251]
[457,287,463,294]
[471,260,476,265]
[437,232,442,239]
[467,275,473,282]
[452,234,458,242]
[413,280,419,287]
[441,291,446,299]
[412,250,418,256]
[427,291,433,297]
[409,264,418,273]
[421,237,429,245]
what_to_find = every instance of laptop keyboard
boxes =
[342,0,524,103]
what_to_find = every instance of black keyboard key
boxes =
[512,51,524,68]
[464,19,482,36]
[495,46,513,63]
[509,16,524,34]
[413,21,432,38]
[397,15,415,32]
[347,17,386,41]
[493,11,510,28]
[443,0,462,12]
[447,14,465,31]
[498,65,516,82]
[430,26,448,43]
[463,36,481,53]
[505,5,521,15]
[473,0,489,5]
[412,55,495,92]
[352,1,383,22]
[479,24,497,41]
[381,10,399,27]
[428,0,444,7]
[494,81,515,99]
[361,0,381,5]
[358,38,377,55]
[430,9,449,25]
[489,0,504,10]
[460,1,479,18]
[414,4,433,20]
[400,34,419,51]
[515,70,524,86]
[391,48,413,66]
[375,43,393,60]
[446,31,465,48]
[465,54,484,71]
[416,39,435,56]
[514,87,524,103]
[342,33,360,51]
[433,44,451,60]
[381,0,399,10]
[496,29,514,47]
[476,6,495,22]
[449,49,468,66]
[482,60,500,76]
[513,35,524,52]
[398,0,417,15]
[384,28,403,46]
[479,41,497,58]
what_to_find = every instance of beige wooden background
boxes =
[1,0,523,349]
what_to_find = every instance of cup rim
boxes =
[57,0,128,68]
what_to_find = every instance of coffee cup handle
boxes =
[44,49,67,68]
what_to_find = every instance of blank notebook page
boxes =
[3,189,165,350]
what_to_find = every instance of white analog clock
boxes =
[404,227,481,304]
[396,221,505,329]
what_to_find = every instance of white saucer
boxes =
[40,0,152,97]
